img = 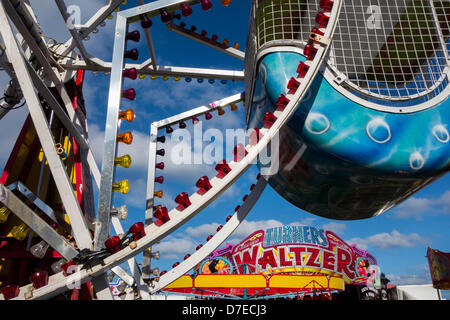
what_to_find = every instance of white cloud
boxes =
[347,230,429,250]
[321,222,347,235]
[393,191,450,221]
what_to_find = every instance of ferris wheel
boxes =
[0,0,448,300]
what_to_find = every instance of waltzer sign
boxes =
[230,226,358,283]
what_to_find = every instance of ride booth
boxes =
[163,225,386,300]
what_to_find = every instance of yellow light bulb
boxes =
[154,190,163,198]
[112,180,130,194]
[107,14,114,20]
[233,43,240,49]
[162,76,169,81]
[150,75,157,80]
[11,223,30,241]
[114,154,132,168]
[174,77,181,82]
[0,206,11,224]
[117,131,133,144]
[118,109,135,122]
[139,74,146,80]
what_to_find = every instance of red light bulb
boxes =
[320,0,334,12]
[201,0,213,11]
[129,222,146,240]
[263,111,277,128]
[205,112,213,120]
[140,14,152,28]
[196,244,203,250]
[206,235,213,241]
[192,116,200,124]
[215,160,231,178]
[121,88,136,100]
[226,215,232,222]
[156,162,165,170]
[316,12,329,28]
[124,49,139,60]
[303,43,318,60]
[196,176,212,195]
[154,206,170,224]
[126,30,140,42]
[155,176,164,184]
[249,128,263,146]
[287,77,300,94]
[233,144,248,162]
[216,225,223,232]
[123,68,138,80]
[181,4,193,17]
[61,260,77,276]
[276,94,290,110]
[174,192,191,210]
[1,285,19,300]
[184,254,191,260]
[104,236,122,253]
[297,61,310,78]
[156,149,165,156]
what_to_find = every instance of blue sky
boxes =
[0,0,449,298]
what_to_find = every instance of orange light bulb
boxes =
[117,132,133,144]
[118,109,135,122]
[154,190,163,198]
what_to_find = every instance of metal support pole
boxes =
[93,14,128,251]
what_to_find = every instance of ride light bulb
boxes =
[181,4,193,17]
[201,0,213,11]
[124,48,139,60]
[156,162,165,170]
[173,262,180,268]
[263,111,277,128]
[215,160,231,178]
[206,235,213,241]
[125,30,140,42]
[155,176,164,184]
[233,144,248,162]
[287,77,300,94]
[303,43,318,60]
[222,0,232,6]
[320,0,334,12]
[129,222,146,240]
[226,215,232,222]
[196,176,212,195]
[51,258,66,274]
[117,132,133,144]
[140,14,152,28]
[121,88,136,100]
[154,190,163,198]
[166,126,173,134]
[151,268,160,276]
[112,180,130,194]
[192,116,200,124]
[114,154,132,168]
[217,225,223,232]
[205,112,213,120]
[249,128,263,145]
[111,205,128,220]
[218,108,225,116]
[153,206,170,223]
[311,27,325,36]
[157,136,166,143]
[175,192,191,210]
[30,271,49,289]
[105,235,122,253]
[160,9,172,23]
[297,61,310,78]
[230,104,238,111]
[119,109,135,122]
[179,120,186,129]
[11,223,29,241]
[150,251,160,260]
[61,260,77,276]
[122,68,138,80]
[184,254,191,260]
[196,244,203,250]
[30,240,50,259]
[211,34,219,42]
[316,12,329,28]
[156,149,165,156]
[1,285,19,300]
[0,206,11,224]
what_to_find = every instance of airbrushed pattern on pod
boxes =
[248,52,450,220]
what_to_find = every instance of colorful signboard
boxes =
[427,247,450,290]
[196,225,379,286]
